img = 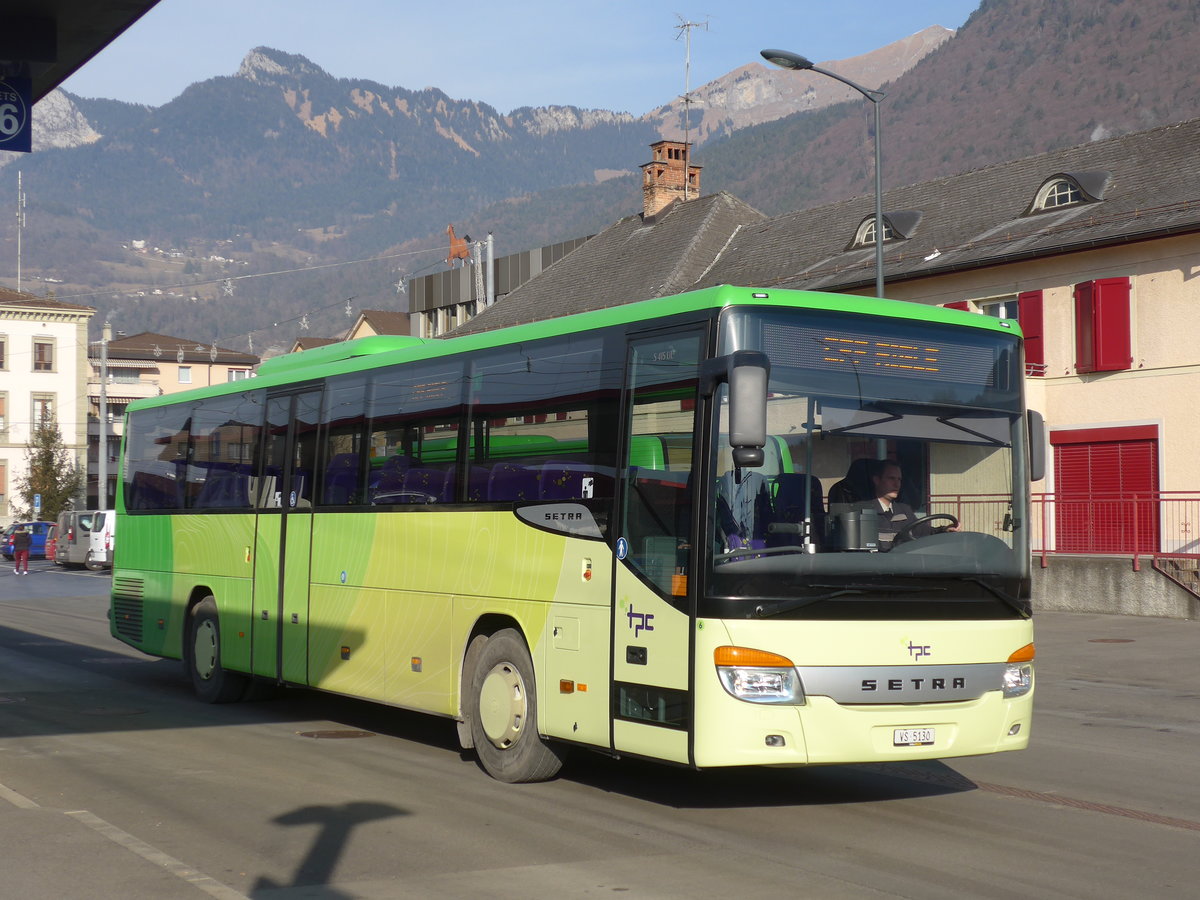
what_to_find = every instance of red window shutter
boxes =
[1075,278,1131,373]
[943,301,971,311]
[1074,281,1096,372]
[1093,277,1132,372]
[1017,290,1044,375]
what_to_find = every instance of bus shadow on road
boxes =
[0,620,459,754]
[558,752,979,809]
[0,619,982,807]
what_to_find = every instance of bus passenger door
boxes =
[253,389,321,684]
[611,329,704,765]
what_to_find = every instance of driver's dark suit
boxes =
[865,498,920,550]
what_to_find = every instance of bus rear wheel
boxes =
[469,629,564,783]
[187,596,248,703]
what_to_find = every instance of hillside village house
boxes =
[430,122,1200,615]
[87,332,259,507]
[0,289,94,523]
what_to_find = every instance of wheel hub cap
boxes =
[478,662,526,749]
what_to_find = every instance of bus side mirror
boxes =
[1027,409,1045,483]
[703,351,770,468]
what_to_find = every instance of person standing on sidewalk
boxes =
[12,525,32,574]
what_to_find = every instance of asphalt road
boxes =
[1,560,1198,899]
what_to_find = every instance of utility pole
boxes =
[16,171,26,292]
[485,232,495,307]
[98,322,111,508]
[674,16,708,201]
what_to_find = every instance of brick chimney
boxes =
[640,140,701,218]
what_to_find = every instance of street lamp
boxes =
[761,49,887,298]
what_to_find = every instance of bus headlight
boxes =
[1002,663,1033,698]
[1003,643,1035,698]
[714,646,805,704]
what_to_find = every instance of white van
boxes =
[55,510,115,570]
[86,510,115,570]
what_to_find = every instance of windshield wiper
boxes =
[753,584,934,618]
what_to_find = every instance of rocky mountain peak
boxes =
[648,25,954,145]
[0,90,100,168]
[236,47,330,85]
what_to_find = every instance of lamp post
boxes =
[98,321,111,508]
[760,49,887,298]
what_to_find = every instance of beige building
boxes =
[87,331,259,507]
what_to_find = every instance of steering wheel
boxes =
[893,513,959,544]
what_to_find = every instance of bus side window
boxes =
[621,332,704,601]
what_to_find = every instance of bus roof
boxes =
[128,285,1022,411]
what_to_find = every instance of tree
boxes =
[12,412,84,522]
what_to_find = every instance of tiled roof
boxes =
[0,287,95,313]
[95,331,260,365]
[291,337,340,352]
[356,309,411,335]
[698,118,1200,293]
[450,192,766,335]
[451,118,1200,333]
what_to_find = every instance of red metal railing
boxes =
[927,491,1200,570]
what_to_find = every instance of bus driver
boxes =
[867,459,958,550]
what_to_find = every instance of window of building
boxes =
[33,338,55,372]
[0,335,7,369]
[980,297,1020,320]
[853,216,895,247]
[0,461,6,517]
[32,393,55,426]
[1075,278,1131,374]
[0,391,6,434]
[1034,178,1083,211]
[178,366,192,384]
[228,368,250,382]
[956,292,1045,376]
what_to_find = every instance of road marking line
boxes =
[65,809,251,900]
[0,781,40,809]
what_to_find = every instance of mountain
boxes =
[4,0,1200,349]
[0,90,101,161]
[699,0,1200,215]
[647,26,953,145]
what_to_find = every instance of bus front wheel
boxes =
[469,629,564,783]
[187,596,248,703]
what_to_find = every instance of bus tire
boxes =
[469,628,564,783]
[187,596,248,703]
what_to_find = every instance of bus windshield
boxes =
[708,307,1030,619]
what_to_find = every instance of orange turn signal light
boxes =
[1007,642,1036,663]
[714,645,795,668]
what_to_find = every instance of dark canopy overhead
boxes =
[1,1,160,102]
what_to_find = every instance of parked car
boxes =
[86,510,115,571]
[2,521,55,560]
[45,524,59,563]
[55,510,115,570]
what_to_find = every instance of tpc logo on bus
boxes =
[627,604,654,637]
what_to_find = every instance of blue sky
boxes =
[63,0,981,115]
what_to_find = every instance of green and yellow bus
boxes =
[111,285,1040,782]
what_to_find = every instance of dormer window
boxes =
[1028,171,1109,215]
[1035,178,1083,210]
[853,216,894,247]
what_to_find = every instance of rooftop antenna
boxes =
[16,171,26,293]
[674,16,709,200]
